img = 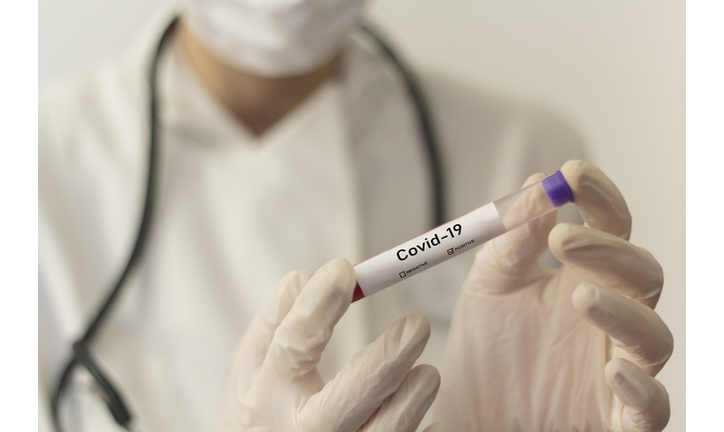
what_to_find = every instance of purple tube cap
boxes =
[542,170,574,207]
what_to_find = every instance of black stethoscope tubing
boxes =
[51,16,445,432]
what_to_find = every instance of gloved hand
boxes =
[435,161,673,432]
[223,258,441,432]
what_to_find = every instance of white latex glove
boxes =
[435,161,672,432]
[223,258,441,432]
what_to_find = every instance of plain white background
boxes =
[38,0,685,430]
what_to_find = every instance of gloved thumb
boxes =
[464,173,557,295]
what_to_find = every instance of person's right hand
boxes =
[222,258,440,432]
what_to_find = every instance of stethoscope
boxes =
[50,15,445,432]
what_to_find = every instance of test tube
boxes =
[352,170,574,302]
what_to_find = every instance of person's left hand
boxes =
[434,160,673,431]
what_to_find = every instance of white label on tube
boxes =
[354,202,506,297]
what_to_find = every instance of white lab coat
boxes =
[39,12,585,432]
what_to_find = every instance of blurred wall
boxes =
[39,0,685,430]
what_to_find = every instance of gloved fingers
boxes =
[299,314,431,432]
[465,173,558,295]
[572,283,673,376]
[358,364,440,432]
[233,270,312,376]
[265,258,355,378]
[560,160,632,240]
[550,223,664,307]
[605,358,670,432]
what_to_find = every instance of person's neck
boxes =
[178,20,342,137]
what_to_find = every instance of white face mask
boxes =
[184,0,368,77]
